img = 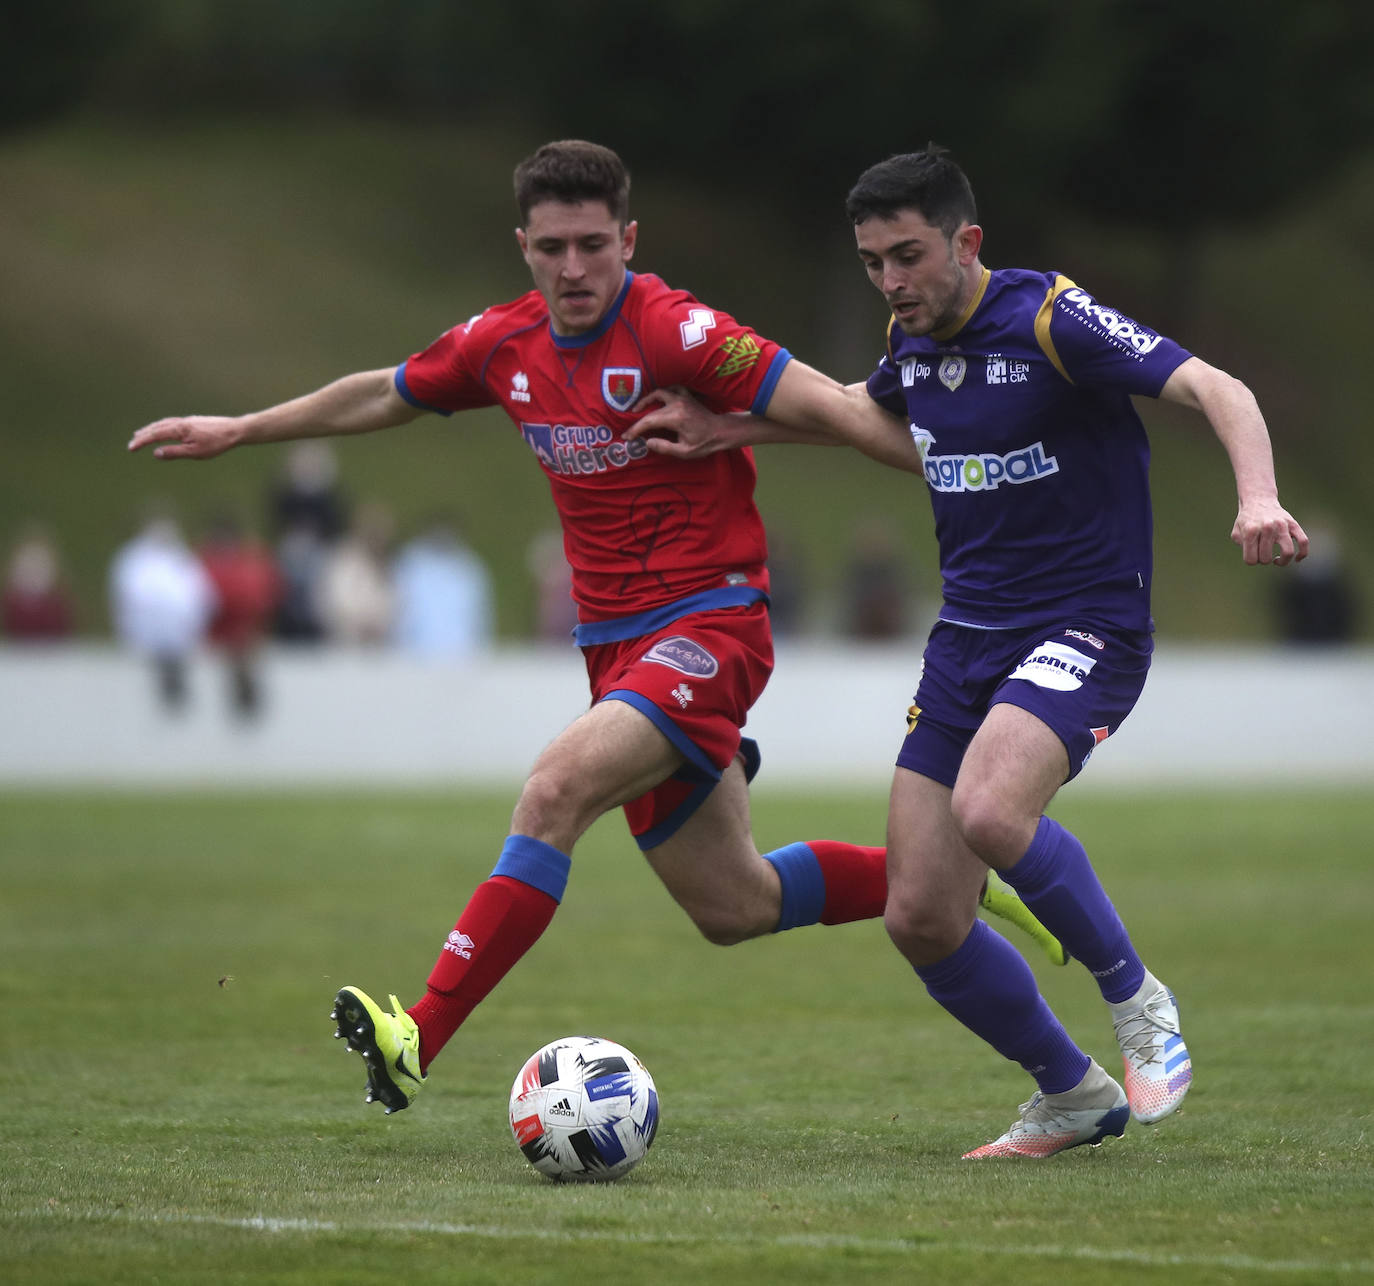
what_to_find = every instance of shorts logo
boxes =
[671,683,694,708]
[1010,641,1098,692]
[906,701,922,734]
[938,355,967,391]
[602,367,642,412]
[1065,629,1106,651]
[643,636,719,678]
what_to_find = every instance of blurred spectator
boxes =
[317,500,396,645]
[268,440,348,543]
[840,516,912,640]
[392,515,494,658]
[1273,518,1360,646]
[526,528,577,643]
[109,507,216,712]
[199,511,284,718]
[2,524,75,642]
[269,441,347,643]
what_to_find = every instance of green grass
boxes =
[2,787,1372,1283]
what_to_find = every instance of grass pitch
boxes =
[2,787,1371,1284]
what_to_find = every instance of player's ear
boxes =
[621,219,638,263]
[954,223,983,265]
[514,227,529,259]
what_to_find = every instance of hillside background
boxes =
[4,1,1373,642]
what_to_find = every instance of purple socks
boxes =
[1001,815,1145,1003]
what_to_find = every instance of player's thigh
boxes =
[513,699,685,845]
[952,702,1069,860]
[641,759,779,943]
[884,766,985,955]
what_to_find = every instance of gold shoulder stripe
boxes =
[886,316,899,365]
[1035,274,1077,383]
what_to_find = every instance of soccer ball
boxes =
[508,1035,659,1182]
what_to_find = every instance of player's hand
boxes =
[625,387,742,459]
[1232,499,1309,566]
[127,415,243,460]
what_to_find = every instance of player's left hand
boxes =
[1232,499,1309,566]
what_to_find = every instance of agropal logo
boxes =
[910,427,1059,494]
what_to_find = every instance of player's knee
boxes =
[513,767,598,847]
[884,891,967,966]
[950,781,1022,863]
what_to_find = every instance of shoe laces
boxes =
[1113,990,1178,1066]
[1013,1092,1072,1133]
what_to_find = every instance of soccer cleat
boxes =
[330,986,425,1114]
[980,870,1069,966]
[1110,972,1192,1124]
[963,1060,1129,1158]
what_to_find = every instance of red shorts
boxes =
[581,603,773,849]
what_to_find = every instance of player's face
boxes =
[855,210,982,336]
[516,200,638,336]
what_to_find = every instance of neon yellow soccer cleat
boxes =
[980,870,1069,966]
[330,986,426,1113]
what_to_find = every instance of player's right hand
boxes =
[127,415,242,460]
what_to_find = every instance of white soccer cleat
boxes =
[963,1060,1129,1159]
[1110,972,1192,1124]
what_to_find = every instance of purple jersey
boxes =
[866,268,1191,632]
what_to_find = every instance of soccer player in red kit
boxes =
[128,140,1059,1113]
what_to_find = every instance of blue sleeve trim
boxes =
[763,842,826,931]
[599,689,719,780]
[491,834,572,903]
[394,362,453,416]
[750,348,793,415]
[574,584,766,647]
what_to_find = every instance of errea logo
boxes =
[680,308,717,350]
[511,371,531,403]
[444,930,474,959]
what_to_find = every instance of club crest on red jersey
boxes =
[602,367,643,412]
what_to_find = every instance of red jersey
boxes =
[396,271,791,623]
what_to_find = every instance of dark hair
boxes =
[845,144,977,238]
[513,140,631,225]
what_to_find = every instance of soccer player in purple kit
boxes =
[632,145,1309,1156]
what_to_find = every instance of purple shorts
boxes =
[896,620,1153,787]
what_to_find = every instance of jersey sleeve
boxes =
[865,320,908,415]
[640,289,793,416]
[395,313,500,416]
[1042,278,1191,396]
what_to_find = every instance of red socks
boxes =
[407,874,558,1073]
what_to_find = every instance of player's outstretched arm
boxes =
[127,368,423,461]
[628,361,922,473]
[1160,356,1309,567]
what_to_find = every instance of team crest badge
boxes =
[938,356,967,391]
[602,367,643,412]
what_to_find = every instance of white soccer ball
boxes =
[508,1035,659,1182]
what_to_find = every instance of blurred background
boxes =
[3,0,1373,781]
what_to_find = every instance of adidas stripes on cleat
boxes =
[330,986,425,1114]
[1110,972,1192,1124]
[980,870,1069,966]
[963,1060,1129,1159]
